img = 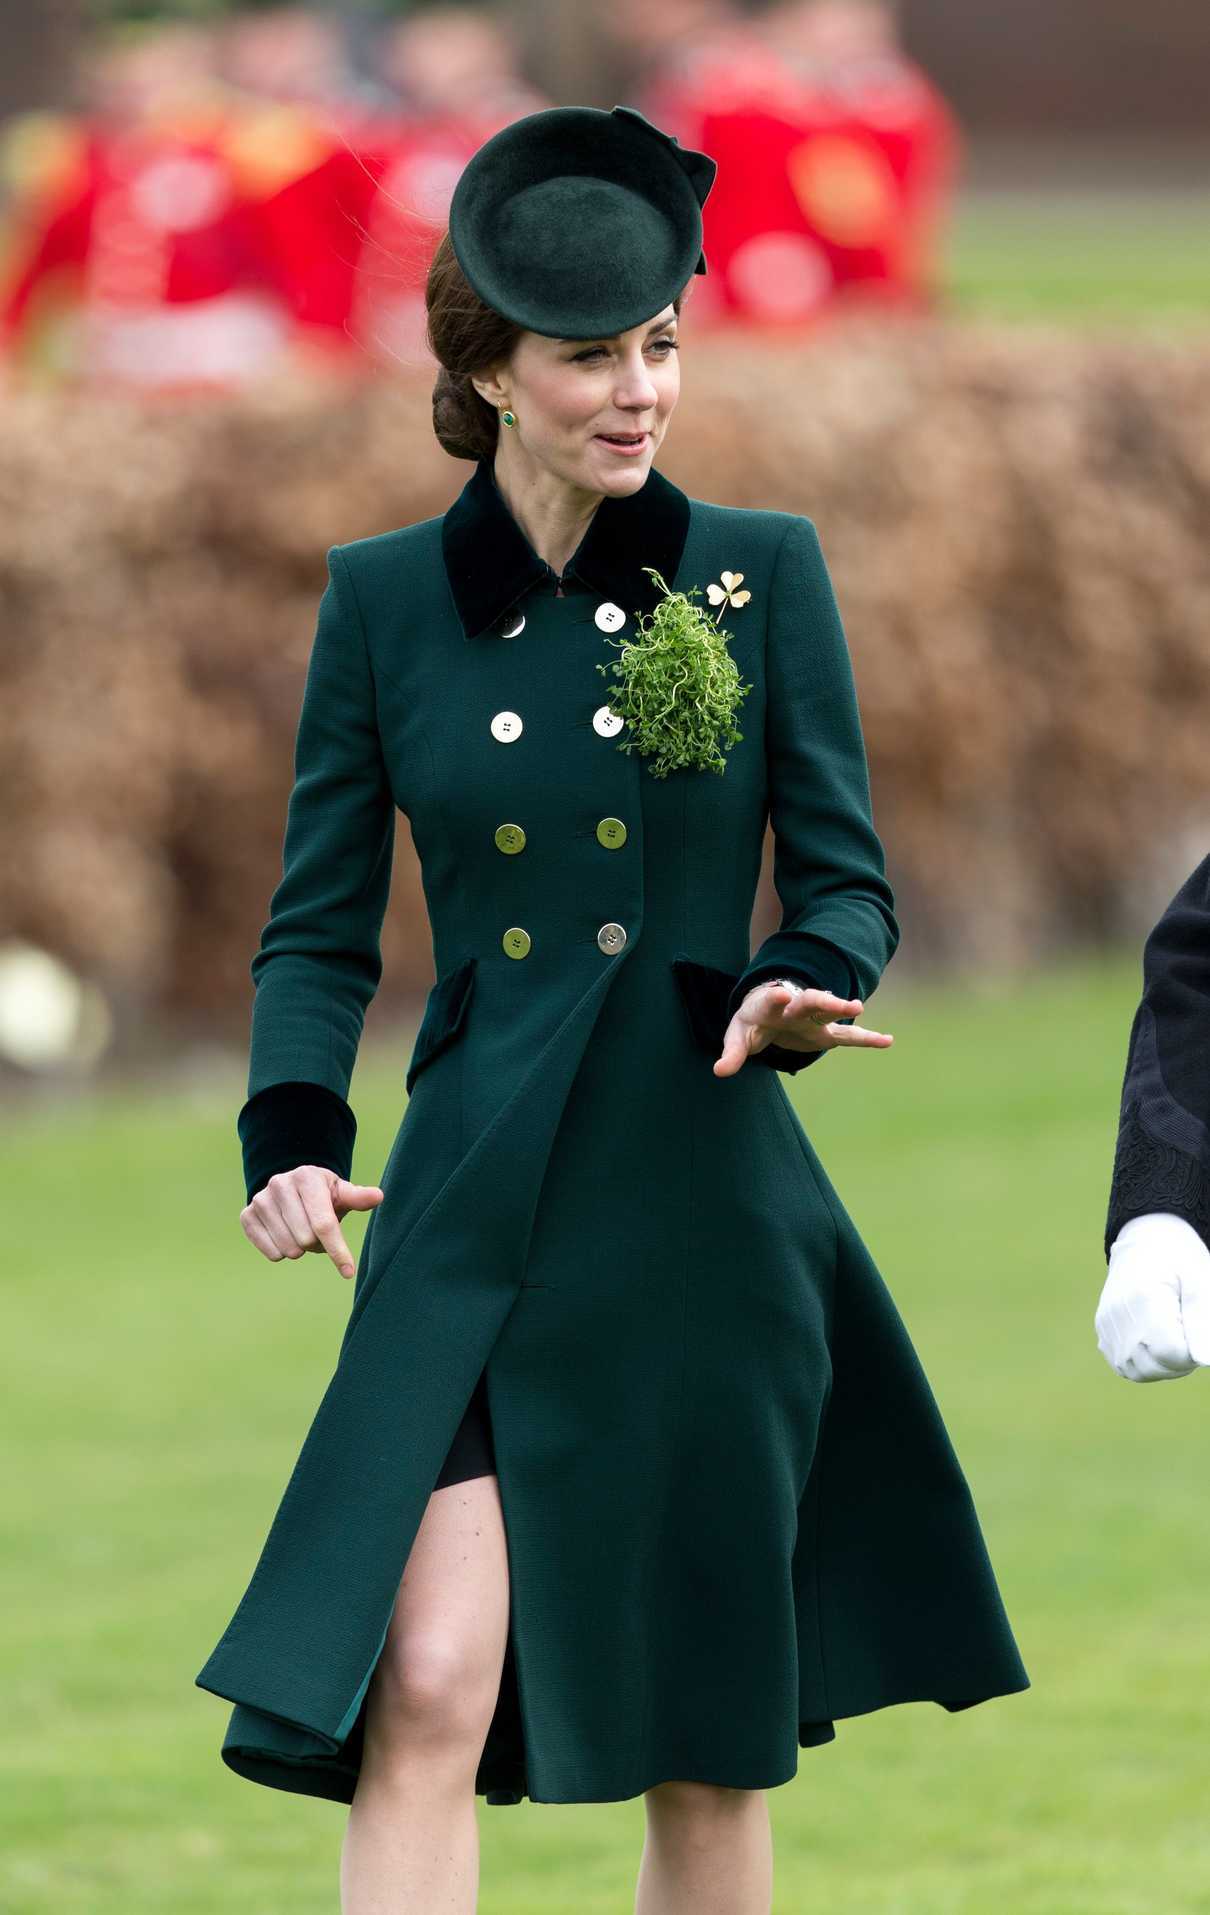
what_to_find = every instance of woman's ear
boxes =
[470,366,507,409]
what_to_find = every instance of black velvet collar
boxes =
[441,454,691,641]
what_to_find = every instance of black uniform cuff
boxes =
[1104,1102,1210,1262]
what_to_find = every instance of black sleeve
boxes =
[1104,853,1210,1261]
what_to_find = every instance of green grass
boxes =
[6,947,1210,1912]
[944,189,1210,324]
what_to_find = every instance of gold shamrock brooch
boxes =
[706,570,751,612]
[595,564,754,779]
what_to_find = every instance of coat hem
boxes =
[207,1672,1031,1808]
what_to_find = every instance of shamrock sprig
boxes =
[595,566,753,779]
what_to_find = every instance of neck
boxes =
[490,447,604,581]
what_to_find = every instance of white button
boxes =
[490,710,523,742]
[594,601,627,632]
[592,704,624,737]
[597,921,627,954]
[497,607,526,637]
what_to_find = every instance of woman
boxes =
[196,104,1029,1911]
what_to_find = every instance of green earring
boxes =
[501,409,516,428]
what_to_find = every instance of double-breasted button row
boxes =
[492,602,630,961]
[490,703,623,742]
[494,598,624,640]
[494,817,625,854]
[503,921,628,959]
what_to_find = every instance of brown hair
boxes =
[426,230,684,463]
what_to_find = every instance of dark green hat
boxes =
[447,103,718,340]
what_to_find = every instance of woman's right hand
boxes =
[241,1167,384,1280]
[713,978,893,1076]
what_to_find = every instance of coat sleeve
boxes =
[1104,852,1210,1260]
[725,514,900,1074]
[237,544,396,1203]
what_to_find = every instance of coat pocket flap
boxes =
[670,954,739,1057]
[405,955,477,1095]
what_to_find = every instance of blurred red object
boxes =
[0,5,960,387]
[0,105,296,387]
[640,18,961,326]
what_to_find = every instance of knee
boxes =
[368,1628,499,1756]
[645,1780,763,1833]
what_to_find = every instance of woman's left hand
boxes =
[714,977,894,1077]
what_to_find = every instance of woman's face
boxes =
[475,302,681,495]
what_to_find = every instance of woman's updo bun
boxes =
[426,231,521,463]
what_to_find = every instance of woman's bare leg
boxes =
[340,1470,509,1914]
[636,1782,773,1915]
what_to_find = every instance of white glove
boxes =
[1096,1211,1210,1381]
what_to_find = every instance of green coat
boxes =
[195,457,1029,1805]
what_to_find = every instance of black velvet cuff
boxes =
[238,1080,358,1204]
[1104,1100,1210,1262]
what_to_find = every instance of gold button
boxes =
[494,823,526,854]
[503,926,532,959]
[596,817,627,849]
[597,921,627,955]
